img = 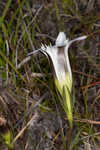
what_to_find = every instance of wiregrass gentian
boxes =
[41,32,87,128]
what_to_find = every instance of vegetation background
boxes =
[0,0,100,149]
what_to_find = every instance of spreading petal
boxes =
[68,35,87,47]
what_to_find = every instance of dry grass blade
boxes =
[74,118,100,125]
[13,112,38,144]
[31,72,46,78]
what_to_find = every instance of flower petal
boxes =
[68,35,87,47]
[56,32,69,47]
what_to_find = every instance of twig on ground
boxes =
[74,118,100,125]
[13,112,38,144]
[81,80,100,90]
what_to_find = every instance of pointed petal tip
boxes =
[40,44,46,51]
[78,35,88,40]
[56,32,67,47]
[82,35,88,39]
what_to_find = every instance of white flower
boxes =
[41,32,87,92]
[41,32,87,128]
